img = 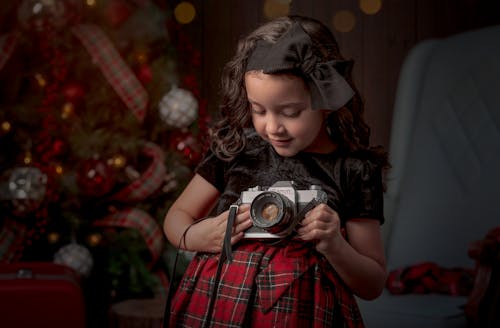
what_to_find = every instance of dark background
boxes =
[180,0,500,151]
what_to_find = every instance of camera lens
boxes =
[250,191,296,235]
[261,203,279,221]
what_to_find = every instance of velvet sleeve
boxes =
[343,158,385,224]
[194,149,226,193]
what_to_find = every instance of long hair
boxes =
[210,15,388,167]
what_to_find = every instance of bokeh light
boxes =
[35,73,46,88]
[359,0,382,15]
[263,0,290,19]
[332,10,356,33]
[47,232,60,244]
[61,102,74,120]
[1,121,11,133]
[54,164,64,175]
[174,1,196,24]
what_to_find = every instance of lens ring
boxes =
[250,191,295,234]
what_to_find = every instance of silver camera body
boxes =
[241,181,327,239]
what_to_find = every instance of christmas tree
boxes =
[0,0,207,308]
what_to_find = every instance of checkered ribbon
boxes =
[0,219,28,262]
[93,207,164,263]
[111,142,166,202]
[0,33,17,72]
[72,24,148,122]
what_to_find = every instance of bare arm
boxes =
[163,173,252,253]
[298,204,387,300]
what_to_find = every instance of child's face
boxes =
[245,71,335,157]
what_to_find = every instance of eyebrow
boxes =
[247,99,307,109]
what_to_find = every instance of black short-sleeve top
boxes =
[196,131,384,225]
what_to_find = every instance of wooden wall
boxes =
[180,0,500,150]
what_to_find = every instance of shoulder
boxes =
[343,150,384,174]
[338,151,385,190]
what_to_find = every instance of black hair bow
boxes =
[246,23,354,111]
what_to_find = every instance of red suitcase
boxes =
[0,261,86,328]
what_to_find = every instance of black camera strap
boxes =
[203,204,239,328]
[296,196,324,222]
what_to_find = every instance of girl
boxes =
[163,15,388,327]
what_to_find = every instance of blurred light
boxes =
[61,102,74,120]
[54,164,64,175]
[87,233,102,247]
[263,0,290,19]
[136,51,148,65]
[86,0,96,7]
[109,154,126,168]
[47,232,60,244]
[332,10,356,33]
[359,0,382,15]
[35,73,46,88]
[23,151,32,165]
[174,2,196,24]
[1,121,11,133]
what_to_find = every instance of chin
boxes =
[272,146,299,157]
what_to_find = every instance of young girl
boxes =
[163,15,388,327]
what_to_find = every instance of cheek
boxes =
[251,115,264,133]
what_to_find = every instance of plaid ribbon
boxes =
[93,207,164,263]
[111,142,166,202]
[0,219,28,262]
[0,33,17,72]
[72,24,148,122]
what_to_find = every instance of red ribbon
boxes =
[0,24,148,122]
[93,207,164,264]
[111,142,166,202]
[71,24,148,122]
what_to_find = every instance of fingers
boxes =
[297,204,340,240]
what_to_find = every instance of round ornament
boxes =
[62,81,86,104]
[158,87,198,128]
[8,166,47,216]
[54,243,93,277]
[77,158,115,197]
[17,0,82,32]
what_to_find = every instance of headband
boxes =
[246,22,354,111]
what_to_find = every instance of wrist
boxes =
[181,221,200,252]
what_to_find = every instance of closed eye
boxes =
[281,108,302,118]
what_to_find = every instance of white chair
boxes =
[358,25,500,327]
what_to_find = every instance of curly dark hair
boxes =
[210,15,388,167]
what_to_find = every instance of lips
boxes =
[269,138,292,147]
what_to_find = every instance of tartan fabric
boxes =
[169,240,364,328]
[0,33,16,72]
[93,208,164,263]
[71,24,148,122]
[111,142,166,202]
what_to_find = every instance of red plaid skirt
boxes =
[168,240,364,328]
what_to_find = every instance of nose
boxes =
[266,114,285,135]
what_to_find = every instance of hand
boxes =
[190,204,252,253]
[296,203,343,255]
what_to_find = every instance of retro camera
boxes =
[240,181,327,239]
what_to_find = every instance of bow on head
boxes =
[246,23,354,111]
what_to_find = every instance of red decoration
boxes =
[105,0,133,27]
[136,64,153,85]
[77,159,115,197]
[62,81,86,103]
[169,130,203,166]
